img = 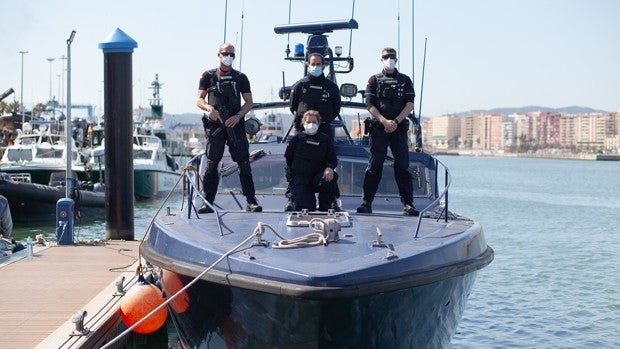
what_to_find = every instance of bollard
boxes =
[98,28,137,240]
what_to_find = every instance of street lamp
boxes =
[59,55,67,106]
[19,50,28,128]
[47,57,55,103]
[57,74,61,104]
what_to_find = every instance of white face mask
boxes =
[221,56,234,67]
[382,58,396,70]
[308,65,323,77]
[304,122,319,135]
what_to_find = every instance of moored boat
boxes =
[0,194,13,238]
[87,132,180,200]
[0,172,105,222]
[139,18,494,348]
[0,122,89,184]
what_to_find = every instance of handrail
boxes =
[183,164,225,237]
[414,155,451,238]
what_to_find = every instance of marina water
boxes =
[10,156,619,348]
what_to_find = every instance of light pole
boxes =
[59,55,67,106]
[57,74,61,104]
[47,57,55,103]
[19,50,28,127]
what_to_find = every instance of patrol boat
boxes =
[139,19,494,348]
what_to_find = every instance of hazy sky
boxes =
[2,0,618,119]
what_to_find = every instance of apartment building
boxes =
[423,111,620,153]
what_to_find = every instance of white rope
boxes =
[273,218,330,249]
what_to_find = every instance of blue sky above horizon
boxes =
[2,0,618,118]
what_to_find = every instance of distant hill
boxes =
[461,105,608,116]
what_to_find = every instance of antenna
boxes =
[412,0,415,86]
[415,37,427,150]
[348,0,356,56]
[223,0,228,42]
[397,7,401,70]
[285,0,292,57]
[239,6,245,70]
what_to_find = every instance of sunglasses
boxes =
[382,54,397,60]
[220,52,236,58]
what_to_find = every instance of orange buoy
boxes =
[161,270,190,314]
[120,281,168,334]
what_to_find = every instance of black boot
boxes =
[198,203,214,214]
[284,198,295,212]
[403,204,419,216]
[356,201,372,214]
[246,198,263,212]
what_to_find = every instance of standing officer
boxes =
[356,47,419,216]
[289,52,341,140]
[196,42,261,213]
[285,110,339,212]
[286,52,341,211]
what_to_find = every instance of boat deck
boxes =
[0,240,140,349]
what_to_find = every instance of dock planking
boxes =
[0,240,141,349]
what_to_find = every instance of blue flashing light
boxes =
[294,43,305,57]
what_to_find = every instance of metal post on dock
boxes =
[99,28,137,240]
[55,30,77,246]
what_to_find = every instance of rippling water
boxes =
[444,156,620,349]
[9,156,619,348]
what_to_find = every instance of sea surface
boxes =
[9,156,619,348]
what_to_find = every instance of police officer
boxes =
[289,52,341,140]
[286,53,341,211]
[356,47,419,216]
[285,110,339,212]
[196,42,261,213]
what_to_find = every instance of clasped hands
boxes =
[381,117,398,133]
[322,167,335,182]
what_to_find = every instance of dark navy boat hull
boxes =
[161,269,478,348]
[0,178,105,221]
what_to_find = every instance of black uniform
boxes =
[289,74,341,139]
[284,132,338,211]
[362,68,415,206]
[198,68,256,204]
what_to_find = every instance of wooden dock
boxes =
[0,240,141,349]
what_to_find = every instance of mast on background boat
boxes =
[148,74,163,120]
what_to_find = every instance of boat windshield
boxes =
[5,148,33,162]
[36,147,65,159]
[218,151,430,198]
[134,149,154,160]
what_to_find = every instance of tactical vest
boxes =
[206,69,241,113]
[374,73,406,118]
[296,80,336,123]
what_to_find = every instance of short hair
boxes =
[307,52,325,65]
[302,110,322,124]
[382,47,397,56]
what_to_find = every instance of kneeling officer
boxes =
[284,110,339,212]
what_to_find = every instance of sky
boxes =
[1,0,619,120]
